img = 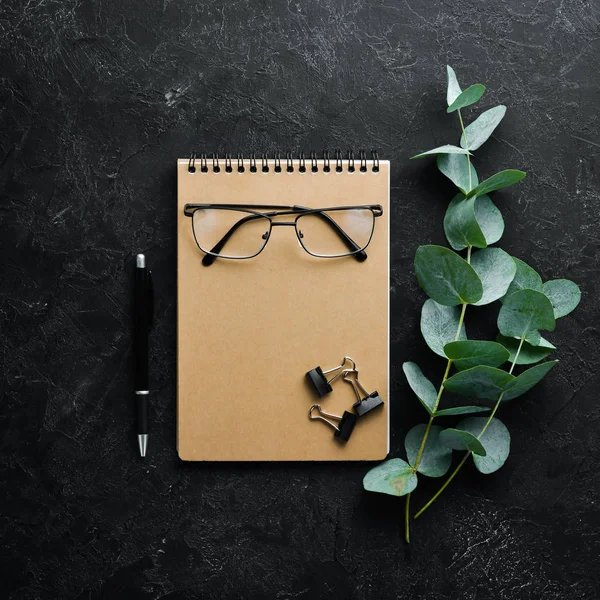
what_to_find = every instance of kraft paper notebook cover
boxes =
[177,155,389,461]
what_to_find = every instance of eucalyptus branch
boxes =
[404,298,465,543]
[402,97,475,544]
[363,64,581,545]
[414,336,525,519]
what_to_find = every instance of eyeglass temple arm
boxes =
[202,213,259,266]
[294,206,367,262]
[201,210,367,266]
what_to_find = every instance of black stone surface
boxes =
[1,1,599,598]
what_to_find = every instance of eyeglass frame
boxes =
[183,203,384,266]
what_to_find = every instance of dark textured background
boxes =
[1,0,599,598]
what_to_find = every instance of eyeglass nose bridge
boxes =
[270,221,297,227]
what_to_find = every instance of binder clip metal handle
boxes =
[343,370,384,417]
[306,356,356,398]
[309,404,357,442]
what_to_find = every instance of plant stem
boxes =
[458,109,473,192]
[509,336,525,375]
[410,360,452,472]
[413,454,470,519]
[404,273,470,541]
[414,335,526,519]
[405,491,410,543]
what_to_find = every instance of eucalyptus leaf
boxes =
[446,65,462,106]
[363,458,418,497]
[457,417,510,473]
[443,365,515,400]
[447,84,486,113]
[542,279,581,319]
[524,330,542,346]
[435,405,490,416]
[501,257,543,301]
[502,360,558,401]
[465,169,526,199]
[470,248,516,306]
[415,245,483,306]
[420,299,467,358]
[474,195,504,246]
[411,145,472,160]
[444,340,510,371]
[497,289,556,342]
[405,424,452,478]
[496,334,555,365]
[439,428,486,456]
[437,153,478,195]
[460,105,507,150]
[444,195,487,251]
[403,362,437,415]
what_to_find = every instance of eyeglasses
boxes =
[183,204,383,266]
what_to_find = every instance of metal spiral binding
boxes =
[359,150,367,172]
[188,151,381,173]
[348,150,355,173]
[372,150,379,172]
[310,151,318,173]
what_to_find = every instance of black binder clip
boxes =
[343,370,384,416]
[305,357,356,398]
[309,405,357,442]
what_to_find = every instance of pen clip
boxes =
[146,270,154,330]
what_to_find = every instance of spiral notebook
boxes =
[177,153,389,461]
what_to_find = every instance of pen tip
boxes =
[138,434,148,457]
[136,254,146,268]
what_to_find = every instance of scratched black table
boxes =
[1,1,599,598]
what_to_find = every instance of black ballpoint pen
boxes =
[134,253,153,457]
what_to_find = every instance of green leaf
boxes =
[502,360,558,401]
[501,257,543,301]
[446,65,462,106]
[496,334,555,365]
[470,248,516,306]
[439,428,486,456]
[465,170,526,199]
[497,289,556,343]
[447,84,486,113]
[443,365,515,400]
[437,153,478,195]
[415,245,483,306]
[420,299,467,358]
[403,362,437,415]
[411,145,472,160]
[444,194,487,251]
[444,340,510,371]
[542,279,581,319]
[460,105,507,151]
[457,417,510,473]
[405,424,452,478]
[435,405,490,416]
[474,195,504,246]
[363,458,418,497]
